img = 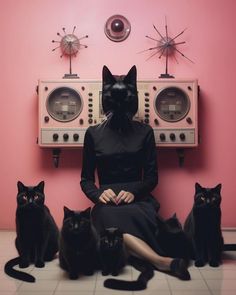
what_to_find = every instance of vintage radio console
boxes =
[38,79,198,148]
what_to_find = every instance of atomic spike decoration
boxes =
[140,18,194,78]
[52,26,88,78]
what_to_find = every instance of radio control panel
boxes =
[38,79,198,148]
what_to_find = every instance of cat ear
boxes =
[63,206,73,218]
[195,182,202,192]
[214,183,222,193]
[172,213,177,218]
[84,207,91,217]
[123,65,137,85]
[17,181,25,193]
[37,181,45,193]
[102,65,116,85]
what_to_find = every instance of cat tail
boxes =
[4,257,35,283]
[223,244,236,251]
[104,257,154,291]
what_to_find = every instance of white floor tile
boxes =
[56,279,96,291]
[206,279,236,291]
[168,279,209,291]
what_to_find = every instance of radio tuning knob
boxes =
[160,133,166,141]
[170,133,176,141]
[180,133,186,141]
[44,116,49,123]
[186,117,192,124]
[63,133,69,141]
[73,134,79,141]
[53,133,59,141]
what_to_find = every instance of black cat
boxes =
[101,227,155,291]
[4,181,59,282]
[184,183,223,267]
[101,65,138,131]
[99,227,126,276]
[59,206,98,279]
[155,213,190,263]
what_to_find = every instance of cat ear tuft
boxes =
[17,181,25,193]
[102,65,116,85]
[124,65,137,85]
[37,181,45,193]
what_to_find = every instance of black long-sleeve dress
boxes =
[80,120,163,254]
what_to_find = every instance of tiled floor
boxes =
[0,230,236,295]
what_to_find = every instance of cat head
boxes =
[17,181,45,208]
[102,65,138,120]
[62,206,91,235]
[194,182,222,207]
[100,227,123,250]
[165,213,183,233]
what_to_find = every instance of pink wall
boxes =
[1,0,236,229]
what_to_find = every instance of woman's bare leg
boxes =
[123,233,172,271]
[123,233,191,280]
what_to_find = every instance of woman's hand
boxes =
[99,189,117,204]
[116,190,135,204]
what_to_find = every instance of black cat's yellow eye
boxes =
[22,195,27,201]
[200,196,205,202]
[34,195,39,200]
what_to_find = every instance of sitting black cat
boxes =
[59,206,98,279]
[4,181,59,282]
[155,213,190,264]
[99,227,126,276]
[184,183,223,267]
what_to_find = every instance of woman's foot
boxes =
[170,258,191,280]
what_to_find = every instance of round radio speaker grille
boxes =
[46,87,82,122]
[154,87,190,122]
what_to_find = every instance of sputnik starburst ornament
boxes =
[140,18,194,78]
[52,26,88,78]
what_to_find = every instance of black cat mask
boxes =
[102,65,138,119]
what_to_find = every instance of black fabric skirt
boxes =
[91,200,165,255]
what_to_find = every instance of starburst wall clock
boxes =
[140,18,194,78]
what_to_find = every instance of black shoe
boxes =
[170,258,191,280]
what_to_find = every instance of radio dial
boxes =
[63,133,69,141]
[53,133,59,141]
[160,133,166,141]
[73,134,79,141]
[170,133,176,141]
[180,133,186,141]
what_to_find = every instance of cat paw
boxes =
[194,259,205,267]
[102,270,109,276]
[209,260,219,267]
[19,261,29,268]
[69,273,78,280]
[35,261,45,268]
[111,271,119,276]
[84,270,94,276]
